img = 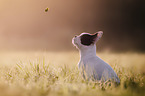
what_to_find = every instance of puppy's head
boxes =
[72,31,103,49]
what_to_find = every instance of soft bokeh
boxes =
[0,1,145,96]
[0,0,145,51]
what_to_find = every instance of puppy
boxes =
[72,31,120,83]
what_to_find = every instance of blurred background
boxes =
[0,0,145,52]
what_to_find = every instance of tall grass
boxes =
[0,51,145,96]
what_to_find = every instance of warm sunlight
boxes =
[0,0,145,96]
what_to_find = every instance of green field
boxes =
[0,51,145,96]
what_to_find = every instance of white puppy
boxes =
[72,31,120,83]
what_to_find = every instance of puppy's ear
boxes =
[93,31,103,43]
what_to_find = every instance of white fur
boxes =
[72,31,120,83]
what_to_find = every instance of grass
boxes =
[0,51,145,96]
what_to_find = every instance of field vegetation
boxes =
[0,51,145,96]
